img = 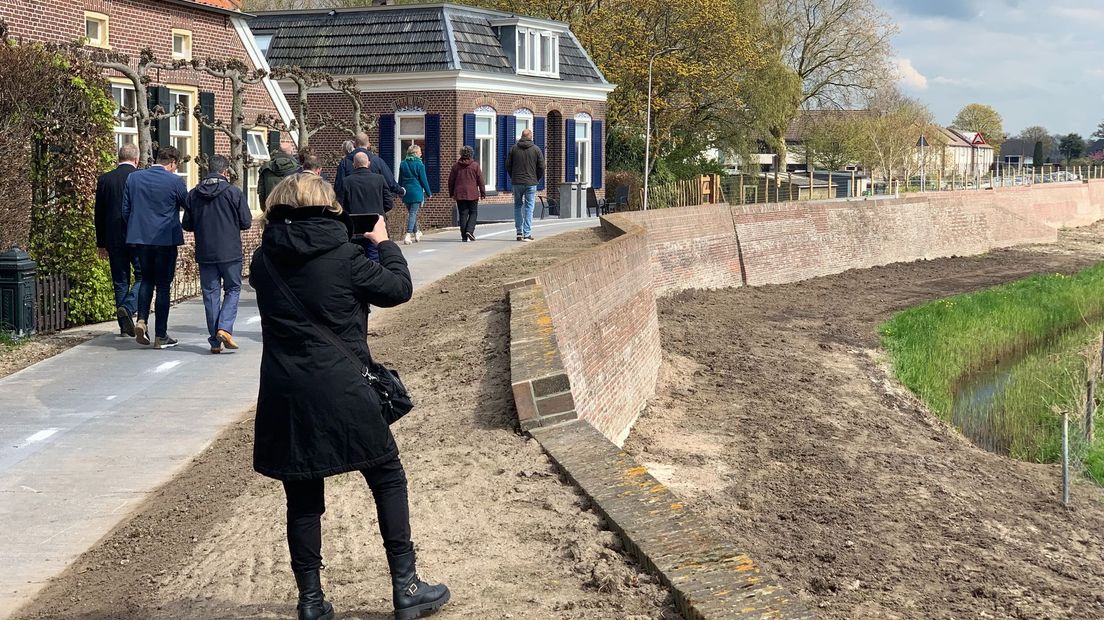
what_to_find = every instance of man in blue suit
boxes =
[94,143,141,337]
[122,146,188,349]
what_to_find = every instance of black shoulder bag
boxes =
[262,252,414,425]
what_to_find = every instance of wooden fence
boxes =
[638,175,723,210]
[33,273,70,333]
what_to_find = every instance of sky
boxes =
[878,0,1104,139]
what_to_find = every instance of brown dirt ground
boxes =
[625,222,1104,619]
[13,227,679,620]
[0,333,95,380]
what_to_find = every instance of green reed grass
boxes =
[881,263,1104,476]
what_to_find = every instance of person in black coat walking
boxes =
[182,154,253,354]
[249,173,449,620]
[94,143,142,336]
[337,152,392,262]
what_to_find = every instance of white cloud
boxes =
[933,76,966,86]
[895,58,929,90]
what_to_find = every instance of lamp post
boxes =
[643,46,680,211]
[917,134,928,192]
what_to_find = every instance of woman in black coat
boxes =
[249,173,449,620]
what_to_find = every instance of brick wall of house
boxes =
[0,0,282,159]
[300,87,607,230]
[513,181,1104,444]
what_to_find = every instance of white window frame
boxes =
[514,109,534,141]
[515,27,559,78]
[168,87,197,186]
[111,82,137,151]
[172,29,192,61]
[575,113,592,187]
[474,109,497,191]
[394,111,426,174]
[246,130,270,213]
[84,12,109,49]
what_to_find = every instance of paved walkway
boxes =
[0,217,596,617]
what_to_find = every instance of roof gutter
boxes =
[163,0,254,19]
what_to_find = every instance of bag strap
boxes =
[262,252,379,382]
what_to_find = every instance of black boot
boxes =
[388,550,450,620]
[293,570,335,620]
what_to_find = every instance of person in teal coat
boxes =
[397,145,432,245]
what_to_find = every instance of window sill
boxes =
[516,70,560,79]
[87,41,111,50]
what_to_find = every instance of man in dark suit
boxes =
[338,152,392,262]
[122,145,188,349]
[95,143,142,336]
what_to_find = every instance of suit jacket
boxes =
[339,167,392,216]
[334,148,402,199]
[94,163,137,250]
[122,165,188,246]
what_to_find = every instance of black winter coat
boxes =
[94,163,137,250]
[339,167,393,215]
[249,206,413,480]
[182,174,252,263]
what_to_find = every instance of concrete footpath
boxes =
[0,218,595,617]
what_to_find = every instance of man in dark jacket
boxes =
[183,154,253,354]
[94,143,141,336]
[339,152,392,262]
[505,129,545,241]
[333,132,404,201]
[258,146,298,208]
[123,145,188,349]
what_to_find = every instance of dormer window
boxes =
[516,27,558,78]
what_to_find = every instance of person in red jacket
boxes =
[446,145,486,242]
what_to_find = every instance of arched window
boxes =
[394,107,426,172]
[574,112,592,186]
[474,105,497,190]
[514,108,534,140]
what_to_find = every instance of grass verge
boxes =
[881,263,1104,480]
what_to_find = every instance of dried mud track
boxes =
[625,222,1104,619]
[15,227,678,620]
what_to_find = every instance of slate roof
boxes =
[250,4,606,84]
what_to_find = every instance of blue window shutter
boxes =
[198,91,215,160]
[425,113,441,193]
[592,120,603,189]
[504,116,516,191]
[378,114,395,172]
[462,113,476,159]
[564,119,577,182]
[267,130,281,153]
[496,114,509,191]
[149,86,171,157]
[534,117,546,191]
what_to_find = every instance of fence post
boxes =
[1087,378,1096,442]
[1062,410,1070,505]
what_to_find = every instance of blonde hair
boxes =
[407,144,421,157]
[262,173,342,223]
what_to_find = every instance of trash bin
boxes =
[556,182,582,218]
[0,246,37,337]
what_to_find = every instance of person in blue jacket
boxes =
[182,154,253,354]
[334,132,404,202]
[122,146,188,349]
[397,144,432,245]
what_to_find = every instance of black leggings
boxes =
[282,454,413,573]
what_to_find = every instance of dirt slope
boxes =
[626,222,1104,619]
[15,227,678,620]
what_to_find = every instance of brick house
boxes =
[251,4,614,226]
[0,0,295,211]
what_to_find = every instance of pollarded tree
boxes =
[192,58,268,188]
[327,76,376,137]
[85,48,189,166]
[269,65,331,148]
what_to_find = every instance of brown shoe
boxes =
[134,319,150,346]
[210,345,222,354]
[217,329,238,350]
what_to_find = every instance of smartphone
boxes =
[350,213,381,236]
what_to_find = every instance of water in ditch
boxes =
[951,355,1022,455]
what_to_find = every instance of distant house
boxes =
[935,127,994,176]
[251,4,615,225]
[0,0,294,205]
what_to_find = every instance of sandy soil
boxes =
[625,221,1104,619]
[0,333,95,380]
[14,228,678,620]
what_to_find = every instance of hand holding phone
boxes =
[363,215,389,245]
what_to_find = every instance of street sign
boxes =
[917,136,928,147]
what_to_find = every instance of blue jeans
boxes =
[107,245,142,324]
[405,202,421,233]
[513,184,536,237]
[134,245,178,339]
[199,260,242,348]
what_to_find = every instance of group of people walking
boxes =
[91,126,547,620]
[95,144,249,353]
